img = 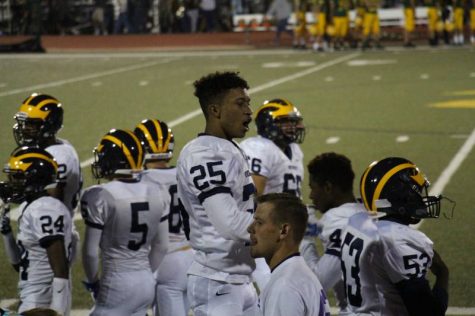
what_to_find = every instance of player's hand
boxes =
[0,199,12,235]
[82,280,100,301]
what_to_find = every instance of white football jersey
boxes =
[16,196,72,310]
[141,167,189,253]
[373,220,434,316]
[319,203,366,258]
[80,179,169,273]
[259,255,331,316]
[177,135,255,282]
[46,138,82,213]
[240,136,304,197]
[340,212,381,315]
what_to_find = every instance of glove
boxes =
[82,280,100,301]
[0,199,12,235]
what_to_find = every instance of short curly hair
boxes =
[307,152,355,193]
[194,71,249,118]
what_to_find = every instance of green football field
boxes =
[0,46,474,314]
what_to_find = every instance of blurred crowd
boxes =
[0,0,474,48]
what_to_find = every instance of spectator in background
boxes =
[266,0,293,46]
[92,0,107,35]
[200,0,217,32]
[114,0,130,33]
[129,0,149,33]
[185,0,200,32]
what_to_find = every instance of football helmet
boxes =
[1,146,58,203]
[91,129,144,179]
[134,119,174,161]
[360,157,441,220]
[13,93,64,146]
[255,98,305,145]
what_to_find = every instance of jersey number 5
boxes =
[128,202,149,251]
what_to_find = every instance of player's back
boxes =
[340,211,381,315]
[141,167,188,252]
[177,135,255,278]
[81,180,166,273]
[240,136,304,197]
[373,220,434,316]
[45,138,82,213]
[17,196,73,286]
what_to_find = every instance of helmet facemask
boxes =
[274,116,306,145]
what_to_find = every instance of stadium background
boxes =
[0,37,474,315]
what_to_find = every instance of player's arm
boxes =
[313,253,343,291]
[394,249,449,316]
[1,200,20,269]
[79,187,105,297]
[43,236,70,315]
[149,216,169,273]
[251,174,267,196]
[82,225,101,283]
[203,193,253,242]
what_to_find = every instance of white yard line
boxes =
[413,127,475,229]
[0,59,176,98]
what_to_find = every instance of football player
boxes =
[80,129,169,316]
[240,98,308,291]
[240,98,305,198]
[402,0,416,47]
[341,157,449,315]
[306,152,365,314]
[361,0,383,49]
[13,93,83,262]
[176,71,258,316]
[247,193,331,316]
[0,147,72,316]
[134,119,193,316]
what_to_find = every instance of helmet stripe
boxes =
[17,104,49,120]
[8,152,58,172]
[137,124,159,153]
[360,161,377,211]
[162,127,172,153]
[153,120,163,150]
[103,135,137,169]
[372,162,415,211]
[124,130,143,168]
[37,98,60,110]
